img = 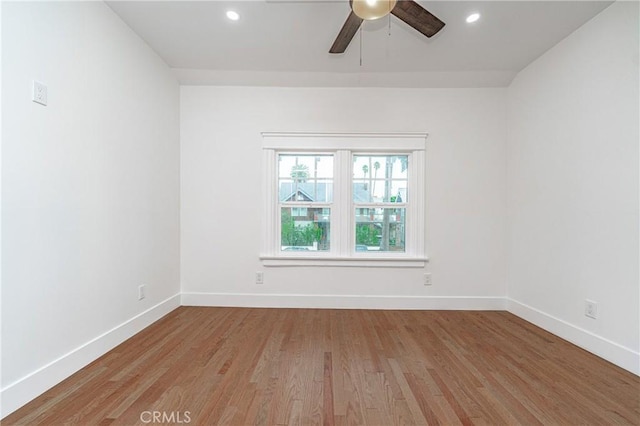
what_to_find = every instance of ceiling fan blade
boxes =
[329,11,363,54]
[391,0,445,38]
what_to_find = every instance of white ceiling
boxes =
[107,1,613,87]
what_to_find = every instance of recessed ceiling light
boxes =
[466,13,480,23]
[226,10,240,21]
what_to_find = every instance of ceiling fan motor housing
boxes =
[331,0,446,54]
[351,0,398,21]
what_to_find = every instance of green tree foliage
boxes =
[355,224,379,246]
[281,210,296,245]
[281,210,324,246]
[290,164,309,182]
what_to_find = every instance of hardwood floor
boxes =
[4,307,639,425]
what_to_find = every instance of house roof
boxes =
[279,182,372,203]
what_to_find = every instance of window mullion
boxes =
[344,150,354,256]
[329,151,340,255]
[334,150,351,256]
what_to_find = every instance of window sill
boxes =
[260,255,428,268]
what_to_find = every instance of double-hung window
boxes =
[278,154,333,252]
[353,154,408,253]
[261,133,427,267]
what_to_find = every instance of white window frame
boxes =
[261,132,427,267]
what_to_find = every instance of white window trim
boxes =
[261,132,428,268]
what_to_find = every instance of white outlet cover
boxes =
[424,273,432,286]
[32,81,47,106]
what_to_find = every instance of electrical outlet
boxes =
[256,272,264,285]
[423,273,432,286]
[32,81,47,106]
[585,300,597,319]
[138,285,146,300]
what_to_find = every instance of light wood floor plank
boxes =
[3,307,639,425]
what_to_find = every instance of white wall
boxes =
[507,1,639,373]
[1,2,180,416]
[3,1,636,418]
[181,87,507,308]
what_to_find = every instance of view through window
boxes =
[262,132,426,266]
[279,154,333,252]
[353,155,408,252]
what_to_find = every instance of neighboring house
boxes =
[279,181,406,250]
[279,182,332,250]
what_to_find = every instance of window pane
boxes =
[279,154,333,202]
[280,179,333,202]
[355,208,405,252]
[353,155,408,203]
[353,155,408,179]
[353,181,407,203]
[281,207,330,252]
[279,154,333,179]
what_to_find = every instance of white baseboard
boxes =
[0,294,181,419]
[507,298,640,376]
[181,292,507,310]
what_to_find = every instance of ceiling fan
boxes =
[329,0,445,54]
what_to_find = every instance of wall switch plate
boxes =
[138,285,146,300]
[585,300,597,319]
[256,272,264,285]
[32,81,48,106]
[423,273,432,286]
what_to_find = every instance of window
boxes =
[279,154,332,251]
[353,155,408,253]
[261,133,427,267]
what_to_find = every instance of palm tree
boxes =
[291,164,309,182]
[290,164,309,201]
[371,161,380,201]
[314,156,321,201]
[362,164,369,190]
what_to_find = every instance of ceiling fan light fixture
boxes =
[352,0,397,21]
